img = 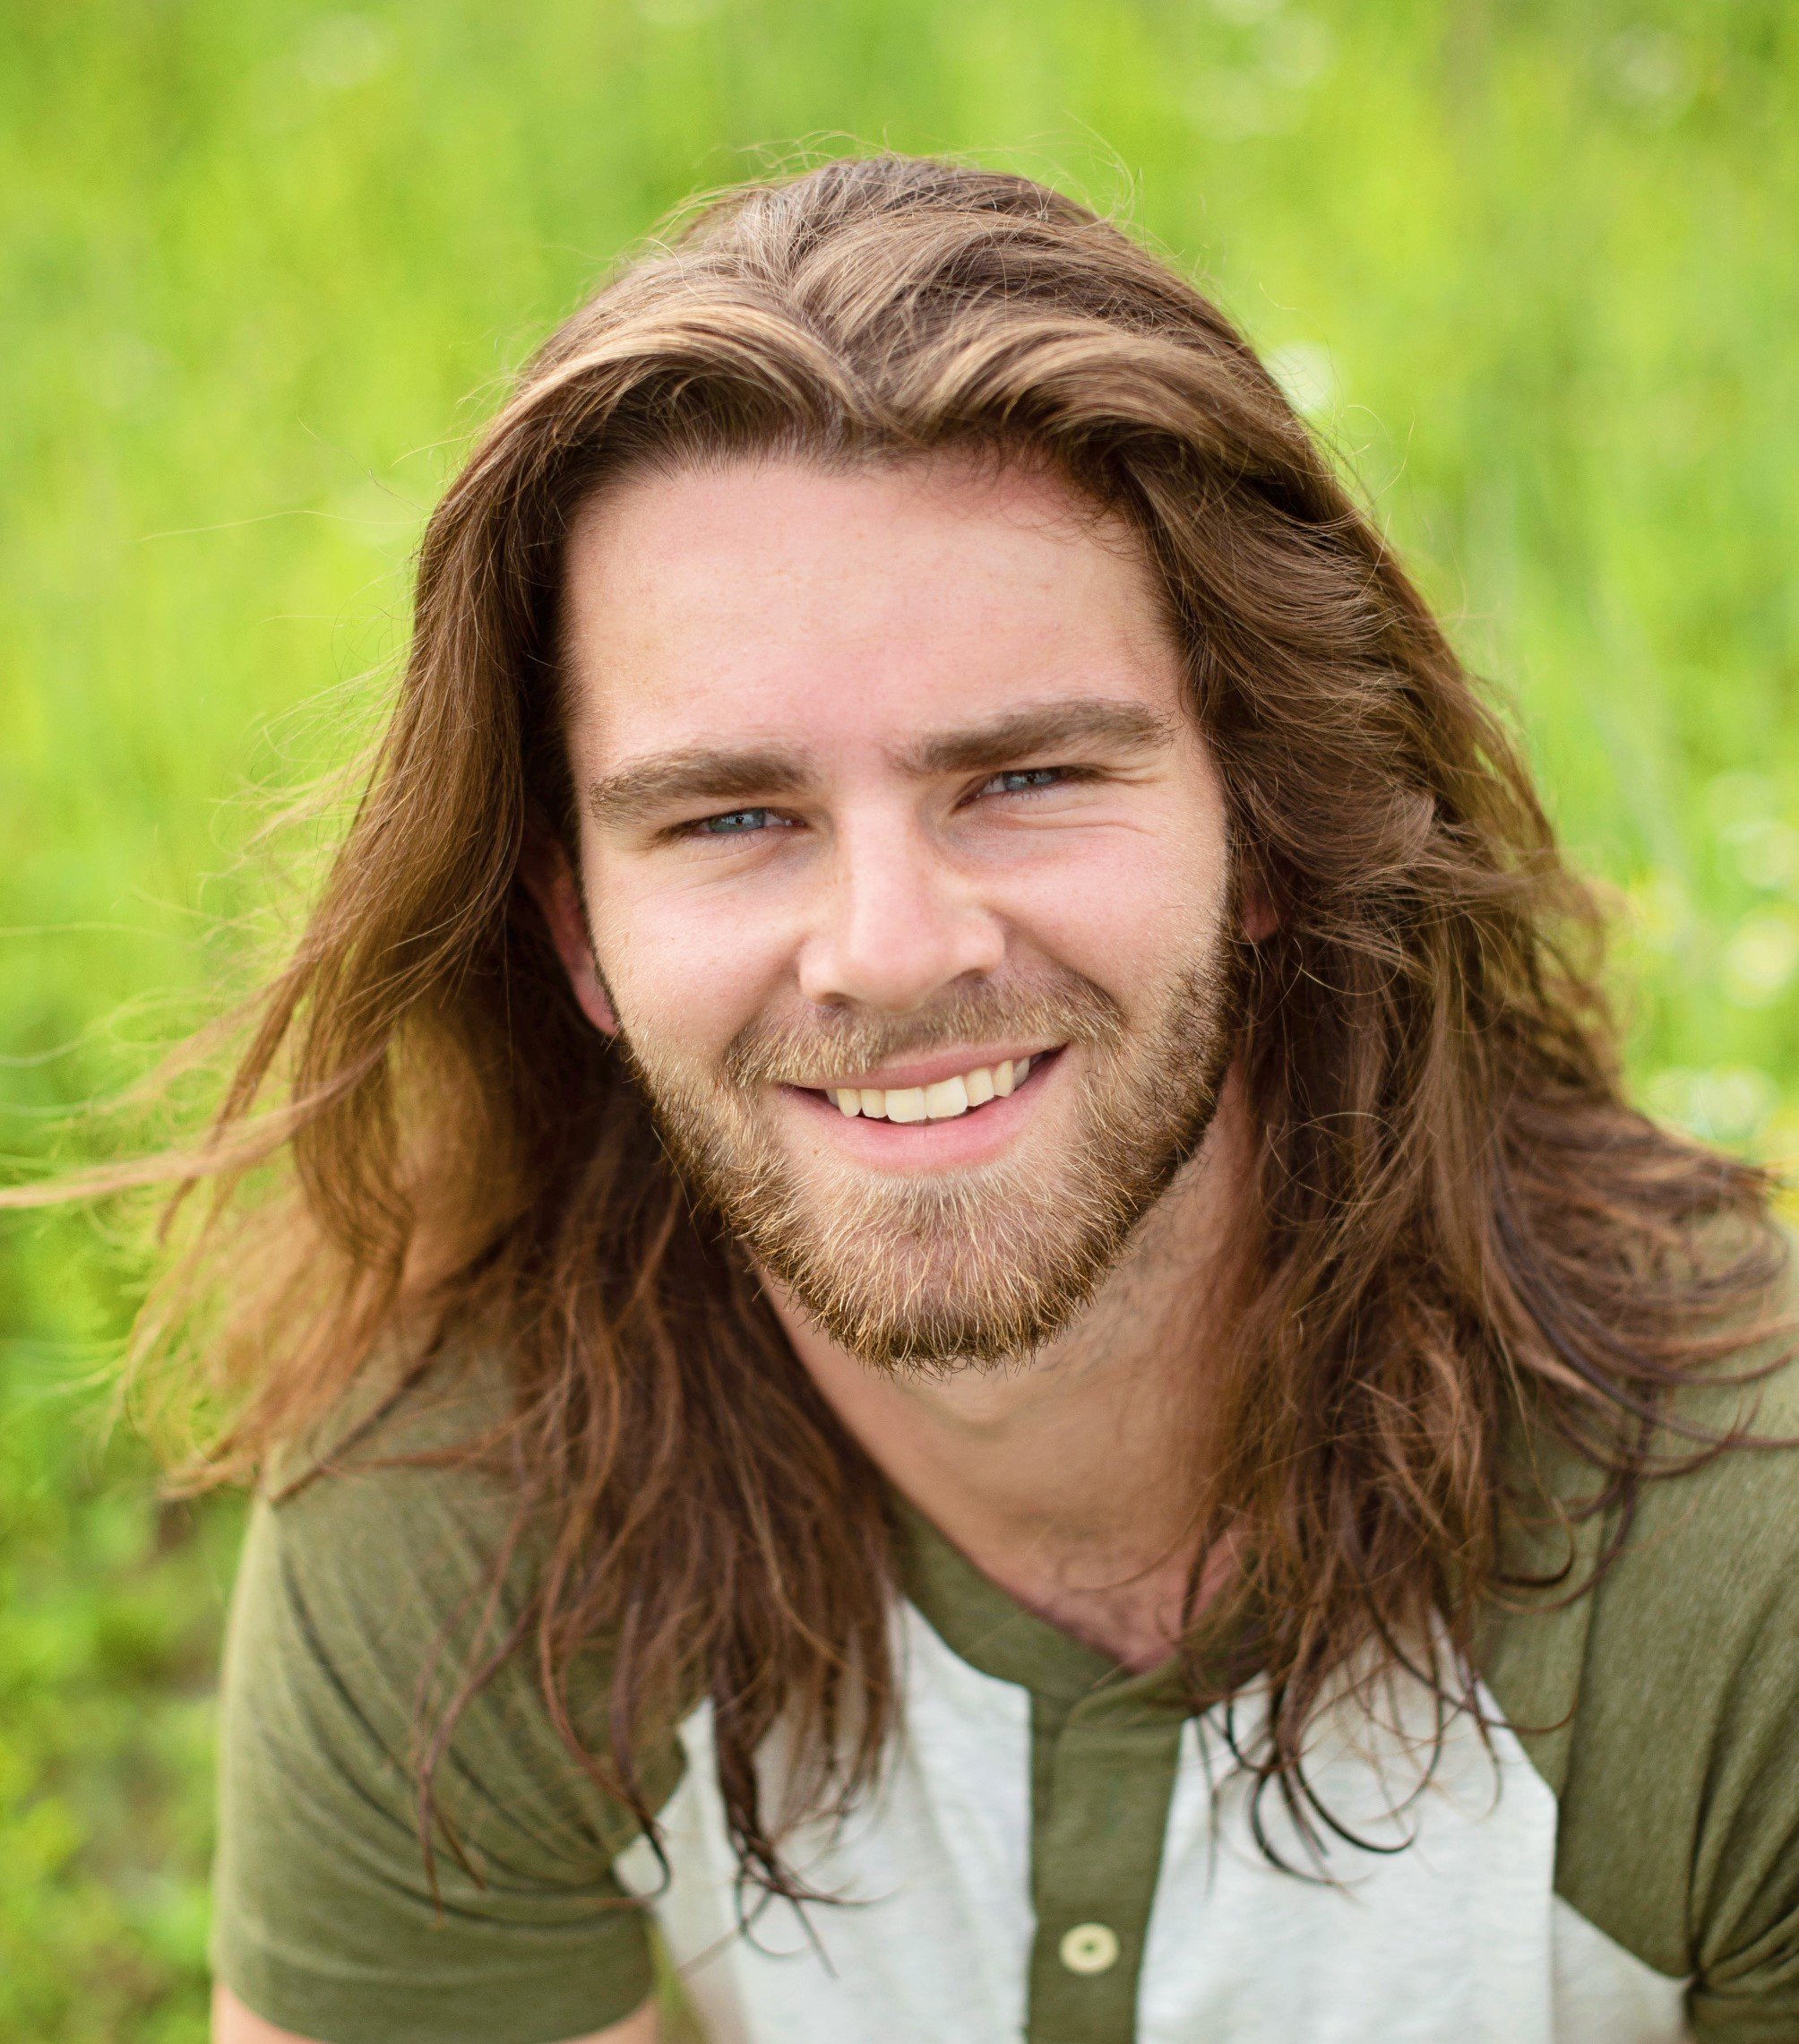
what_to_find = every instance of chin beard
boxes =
[621,946,1244,1374]
[736,1143,1209,1375]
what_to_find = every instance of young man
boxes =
[193,160,1796,2043]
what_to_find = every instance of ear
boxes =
[1232,845,1280,944]
[1241,878,1278,944]
[519,831,619,1037]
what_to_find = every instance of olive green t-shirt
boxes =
[211,1353,1799,2043]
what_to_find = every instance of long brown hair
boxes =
[15,154,1789,1889]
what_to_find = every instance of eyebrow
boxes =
[584,697,1175,831]
[586,748,808,828]
[898,697,1175,775]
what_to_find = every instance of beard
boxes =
[615,936,1245,1374]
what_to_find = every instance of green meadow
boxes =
[3,1,1795,2033]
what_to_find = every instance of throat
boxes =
[977,1528,1214,1674]
[771,1069,1257,1674]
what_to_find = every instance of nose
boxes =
[796,804,1005,1013]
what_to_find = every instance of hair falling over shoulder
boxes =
[13,154,1790,1893]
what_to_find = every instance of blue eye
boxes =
[698,807,783,834]
[986,768,1064,795]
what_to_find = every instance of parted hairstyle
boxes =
[26,155,1792,1891]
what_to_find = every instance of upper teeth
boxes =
[828,1058,1033,1122]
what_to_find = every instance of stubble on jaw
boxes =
[615,940,1247,1376]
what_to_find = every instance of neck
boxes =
[769,1070,1256,1673]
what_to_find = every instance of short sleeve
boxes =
[1637,1382,1799,2041]
[211,1366,684,2044]
[1489,1356,1799,2042]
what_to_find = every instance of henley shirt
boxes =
[211,1348,1799,2043]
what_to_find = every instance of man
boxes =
[191,159,1796,2042]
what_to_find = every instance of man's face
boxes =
[556,454,1244,1370]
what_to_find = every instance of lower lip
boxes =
[781,1051,1063,1169]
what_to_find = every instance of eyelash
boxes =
[687,807,796,838]
[977,766,1077,798]
[675,765,1092,841]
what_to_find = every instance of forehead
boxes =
[558,455,1186,771]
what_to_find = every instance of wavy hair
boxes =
[17,154,1789,1890]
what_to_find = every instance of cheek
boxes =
[1001,823,1230,1001]
[583,861,796,1065]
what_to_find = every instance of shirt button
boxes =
[1058,1922,1121,1975]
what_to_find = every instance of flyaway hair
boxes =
[14,154,1789,1890]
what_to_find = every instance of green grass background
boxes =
[3,1,1797,2035]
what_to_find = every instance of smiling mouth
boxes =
[810,1052,1053,1124]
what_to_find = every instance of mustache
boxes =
[719,974,1128,1090]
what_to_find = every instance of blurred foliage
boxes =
[2,0,1797,2034]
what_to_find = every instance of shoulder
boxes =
[1481,1344,1799,2030]
[238,1340,689,1815]
[214,1343,685,2040]
[256,1340,533,1652]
